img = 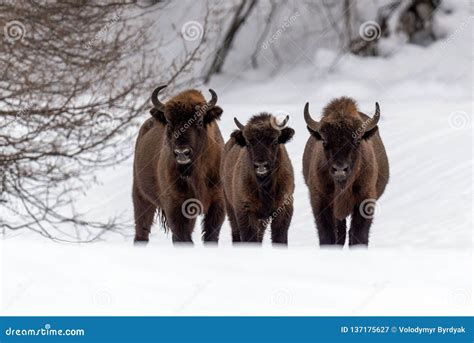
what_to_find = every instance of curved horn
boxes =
[234,117,245,131]
[151,85,167,111]
[364,102,380,132]
[279,115,289,128]
[304,102,320,132]
[207,89,217,109]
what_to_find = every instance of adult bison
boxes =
[221,113,295,244]
[133,85,225,244]
[302,97,389,247]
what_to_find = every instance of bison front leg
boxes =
[314,203,336,246]
[202,198,225,243]
[235,209,260,243]
[335,219,347,246]
[165,204,195,244]
[349,205,372,247]
[271,202,293,246]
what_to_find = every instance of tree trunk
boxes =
[204,0,258,83]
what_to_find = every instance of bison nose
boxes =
[174,148,191,156]
[254,162,269,176]
[174,148,192,164]
[331,163,349,180]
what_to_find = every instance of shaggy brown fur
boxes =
[303,97,389,246]
[221,113,295,244]
[133,87,225,244]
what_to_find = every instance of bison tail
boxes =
[156,207,169,233]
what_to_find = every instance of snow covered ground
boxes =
[1,2,472,316]
[1,243,471,316]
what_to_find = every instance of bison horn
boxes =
[304,102,320,132]
[234,117,245,131]
[207,89,218,109]
[151,85,167,112]
[280,115,289,128]
[364,102,380,132]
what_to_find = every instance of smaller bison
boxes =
[302,97,389,247]
[133,85,225,244]
[221,113,295,244]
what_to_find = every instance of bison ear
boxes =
[278,127,295,144]
[362,126,378,140]
[204,106,223,124]
[307,126,323,140]
[150,108,166,124]
[231,130,246,146]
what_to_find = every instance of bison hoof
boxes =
[133,237,149,246]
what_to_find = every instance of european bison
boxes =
[221,113,295,244]
[302,97,389,246]
[133,85,225,244]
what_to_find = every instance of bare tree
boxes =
[204,0,258,83]
[0,1,210,241]
[250,0,278,69]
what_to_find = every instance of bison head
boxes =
[150,85,222,168]
[304,99,380,185]
[232,113,294,180]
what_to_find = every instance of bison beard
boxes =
[302,97,389,247]
[221,113,295,245]
[132,86,225,244]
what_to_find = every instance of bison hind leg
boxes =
[224,202,240,243]
[271,202,293,246]
[133,184,156,243]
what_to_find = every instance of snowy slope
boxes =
[1,1,472,316]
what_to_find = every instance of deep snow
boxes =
[1,1,472,316]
